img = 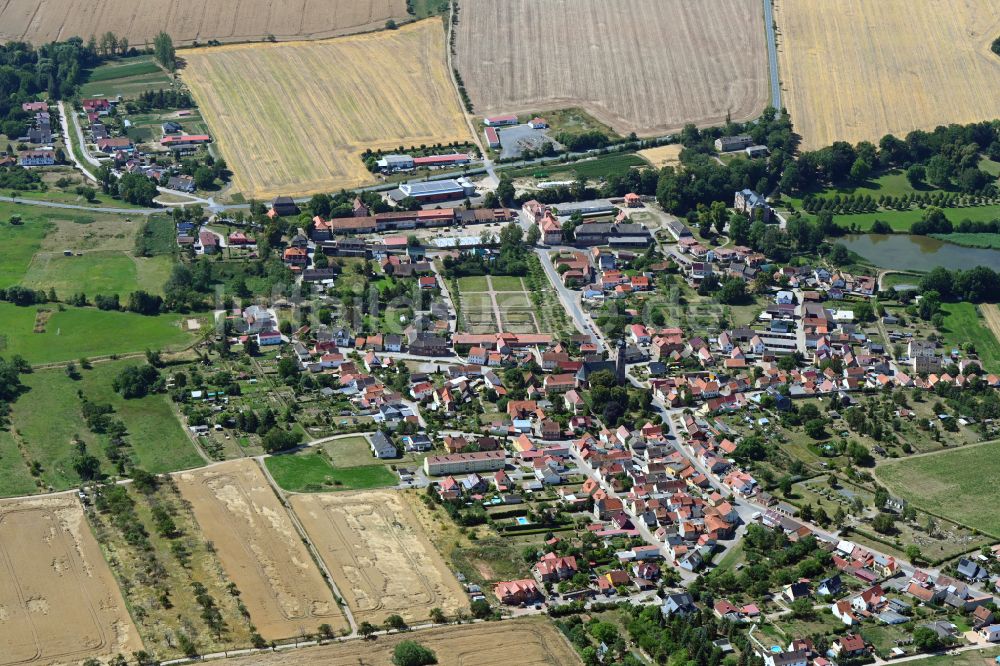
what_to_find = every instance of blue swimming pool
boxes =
[515,517,529,525]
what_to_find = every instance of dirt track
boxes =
[176,460,348,640]
[0,0,407,46]
[291,491,468,626]
[454,0,769,136]
[0,496,142,666]
[213,617,581,665]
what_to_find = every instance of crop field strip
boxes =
[0,497,142,666]
[0,0,407,46]
[774,0,1000,149]
[455,0,769,136]
[290,491,468,625]
[208,617,583,666]
[182,20,473,198]
[176,460,348,640]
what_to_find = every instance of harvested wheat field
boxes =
[0,496,142,666]
[290,490,467,625]
[0,0,407,46]
[983,304,1000,346]
[638,144,683,169]
[775,0,1000,149]
[218,617,581,666]
[183,20,473,198]
[455,0,768,136]
[176,460,347,640]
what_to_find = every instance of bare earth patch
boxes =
[638,144,683,169]
[176,460,348,640]
[290,490,468,625]
[775,0,1000,149]
[455,0,768,136]
[207,617,582,665]
[0,496,142,666]
[0,0,407,46]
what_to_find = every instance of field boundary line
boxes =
[254,457,357,635]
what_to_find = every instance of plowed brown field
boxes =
[775,0,1000,149]
[176,460,348,640]
[454,0,769,136]
[0,496,142,666]
[211,617,581,665]
[0,0,407,46]
[290,491,468,625]
[182,19,472,198]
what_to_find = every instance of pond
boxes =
[840,234,1000,272]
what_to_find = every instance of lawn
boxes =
[320,435,379,468]
[0,430,38,497]
[23,251,144,298]
[7,361,201,495]
[490,275,525,291]
[265,453,397,492]
[916,648,1000,665]
[457,276,489,292]
[875,440,1000,538]
[939,302,1000,373]
[823,203,1000,232]
[0,303,197,364]
[0,213,50,288]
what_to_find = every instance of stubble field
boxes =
[290,490,468,625]
[774,0,1000,149]
[209,617,582,666]
[182,20,473,198]
[0,497,142,666]
[0,0,407,46]
[454,0,769,136]
[176,460,348,640]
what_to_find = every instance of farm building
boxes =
[161,134,212,152]
[271,196,300,217]
[714,135,753,152]
[485,126,500,149]
[392,178,476,204]
[528,117,548,129]
[484,114,518,126]
[413,153,471,168]
[377,154,415,171]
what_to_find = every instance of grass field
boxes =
[796,203,1000,232]
[0,0,407,46]
[6,361,202,495]
[79,55,173,99]
[183,20,472,198]
[775,0,1000,148]
[0,203,175,296]
[939,302,1000,373]
[265,452,398,492]
[931,233,1000,249]
[455,0,768,136]
[456,276,489,292]
[0,303,196,365]
[875,440,1000,538]
[505,153,648,181]
[319,435,379,468]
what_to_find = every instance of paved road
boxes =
[59,101,101,178]
[762,0,781,110]
[534,247,601,347]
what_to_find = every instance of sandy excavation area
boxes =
[290,490,468,625]
[176,460,348,640]
[210,617,581,666]
[0,496,142,666]
[0,0,408,46]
